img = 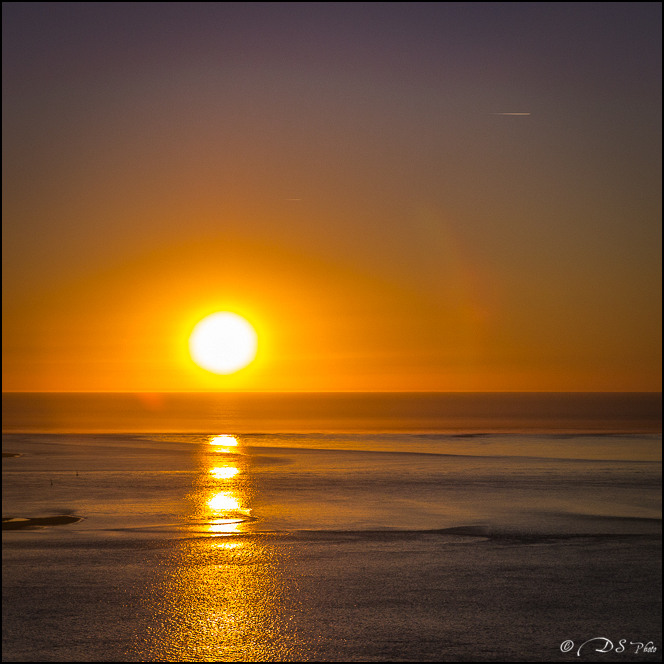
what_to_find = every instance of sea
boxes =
[2,393,661,662]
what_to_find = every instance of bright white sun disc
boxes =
[189,312,257,374]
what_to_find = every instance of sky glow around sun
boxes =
[2,3,661,392]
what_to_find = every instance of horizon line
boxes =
[2,390,661,395]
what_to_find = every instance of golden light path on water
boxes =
[132,434,309,661]
[209,466,239,480]
[209,434,239,455]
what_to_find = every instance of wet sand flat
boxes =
[2,531,661,662]
[2,516,83,530]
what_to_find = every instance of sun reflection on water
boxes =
[209,434,238,446]
[131,435,309,661]
[212,540,242,550]
[207,519,244,535]
[208,434,239,454]
[209,466,240,479]
[207,491,242,512]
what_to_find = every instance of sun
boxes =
[189,312,258,374]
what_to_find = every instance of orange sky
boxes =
[3,4,661,392]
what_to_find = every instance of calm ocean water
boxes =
[2,392,661,433]
[2,393,661,662]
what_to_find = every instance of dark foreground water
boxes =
[2,394,662,662]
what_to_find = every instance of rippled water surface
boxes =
[3,396,662,661]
